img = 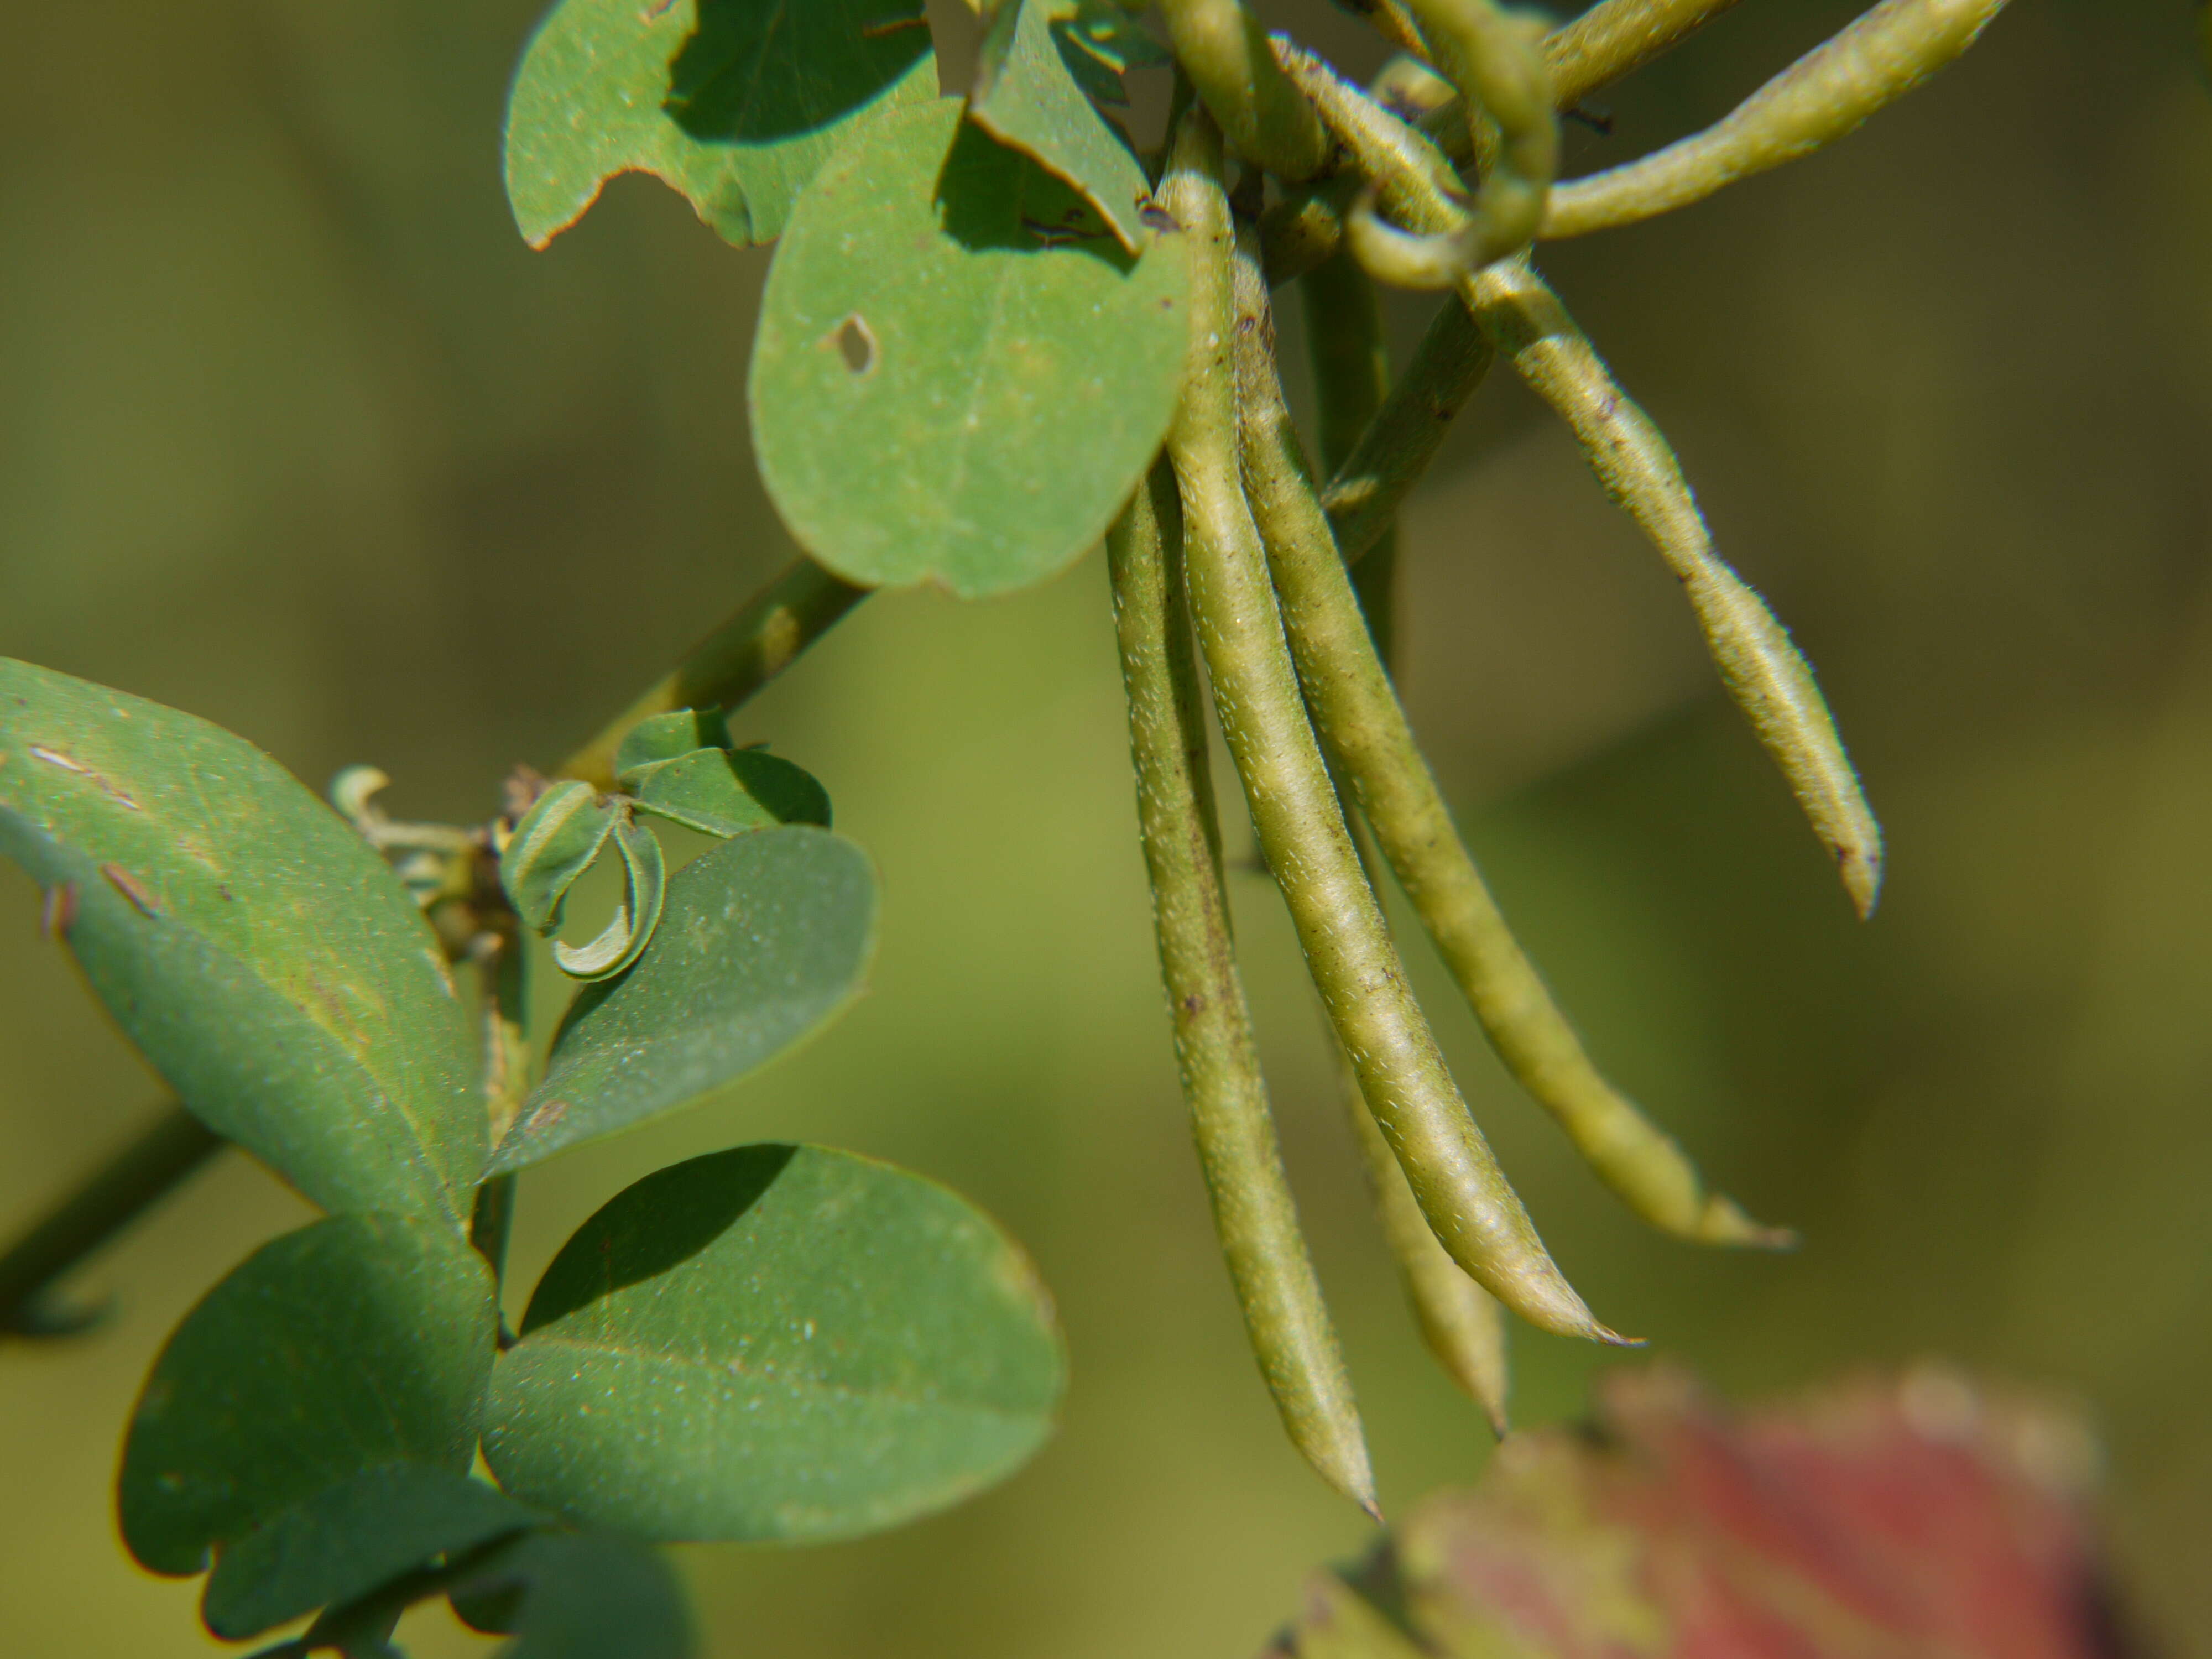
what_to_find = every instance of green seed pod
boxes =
[1542,0,2015,239]
[502,779,620,936]
[1235,233,1785,1244]
[613,707,731,786]
[550,811,666,983]
[1108,459,1379,1519]
[1160,108,1621,1345]
[1469,259,1884,917]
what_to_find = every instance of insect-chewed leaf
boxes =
[482,1145,1066,1543]
[118,1212,495,1578]
[503,780,621,934]
[0,659,482,1219]
[488,826,877,1174]
[504,0,937,250]
[749,97,1188,597]
[202,1464,540,1641]
[629,747,832,837]
[612,708,731,782]
[446,1530,697,1658]
[971,0,1152,251]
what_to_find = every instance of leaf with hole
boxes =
[488,826,877,1174]
[970,0,1152,251]
[482,1144,1066,1542]
[203,1465,540,1641]
[504,0,937,249]
[118,1211,495,1578]
[0,659,482,1219]
[750,97,1188,597]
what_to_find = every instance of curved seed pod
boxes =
[1470,259,1883,917]
[1236,234,1785,1245]
[1160,109,1621,1345]
[1339,1039,1510,1433]
[1542,0,2015,240]
[1157,0,1330,180]
[1108,460,1379,1518]
[550,812,666,982]
[502,779,620,935]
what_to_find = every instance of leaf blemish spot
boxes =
[101,864,161,919]
[833,314,878,377]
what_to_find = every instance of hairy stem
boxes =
[1545,0,1747,108]
[0,1107,223,1338]
[1468,258,1884,915]
[1162,109,1616,1343]
[1108,460,1377,1516]
[1240,234,1782,1245]
[557,555,868,790]
[1158,0,1331,180]
[1543,0,2014,239]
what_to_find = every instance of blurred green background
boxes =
[3,0,2208,1652]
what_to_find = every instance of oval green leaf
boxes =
[118,1211,495,1578]
[0,659,483,1219]
[482,1145,1066,1542]
[749,97,1188,597]
[613,708,731,782]
[203,1465,540,1641]
[504,0,937,249]
[488,826,878,1175]
[628,747,832,837]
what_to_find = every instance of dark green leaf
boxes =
[749,97,1188,597]
[119,1212,495,1577]
[483,1145,1066,1542]
[450,1531,696,1659]
[204,1465,539,1640]
[504,0,937,249]
[488,827,877,1174]
[971,0,1151,250]
[629,747,832,837]
[0,659,482,1219]
[612,709,730,782]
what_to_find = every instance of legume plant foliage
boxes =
[0,0,2052,1652]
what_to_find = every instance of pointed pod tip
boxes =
[1696,1197,1799,1253]
[1839,839,1884,921]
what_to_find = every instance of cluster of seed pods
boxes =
[1108,0,2011,1511]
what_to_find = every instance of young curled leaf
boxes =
[500,780,620,936]
[550,813,666,982]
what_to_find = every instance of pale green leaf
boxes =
[971,0,1151,251]
[504,0,937,249]
[118,1212,495,1577]
[503,781,620,934]
[483,1145,1065,1542]
[0,659,482,1219]
[749,97,1188,597]
[489,826,876,1174]
[628,747,832,837]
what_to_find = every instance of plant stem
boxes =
[0,1107,223,1338]
[1157,0,1331,180]
[1162,108,1615,1344]
[1108,460,1377,1517]
[1545,0,1746,109]
[557,554,868,790]
[469,904,533,1290]
[1242,236,1782,1247]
